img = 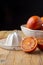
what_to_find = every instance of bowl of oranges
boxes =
[21,16,43,38]
[21,16,43,52]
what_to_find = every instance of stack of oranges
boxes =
[21,16,43,52]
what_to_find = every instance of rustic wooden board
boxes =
[0,30,43,65]
[0,48,43,65]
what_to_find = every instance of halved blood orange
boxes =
[21,37,37,52]
[37,38,43,51]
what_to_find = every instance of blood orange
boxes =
[21,37,37,52]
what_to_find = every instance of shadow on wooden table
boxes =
[26,48,43,55]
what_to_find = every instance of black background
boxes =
[0,0,43,30]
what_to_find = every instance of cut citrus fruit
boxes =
[37,38,43,51]
[21,37,37,52]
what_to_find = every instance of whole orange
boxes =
[26,16,42,30]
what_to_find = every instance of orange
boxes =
[41,17,43,30]
[26,16,42,30]
[41,17,43,24]
[37,38,43,51]
[41,26,43,30]
[21,37,37,52]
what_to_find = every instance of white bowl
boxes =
[21,24,43,38]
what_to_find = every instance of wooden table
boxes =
[0,30,43,65]
[0,48,43,65]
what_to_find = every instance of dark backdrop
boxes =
[0,0,43,30]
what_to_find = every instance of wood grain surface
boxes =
[0,30,43,65]
[0,48,43,65]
